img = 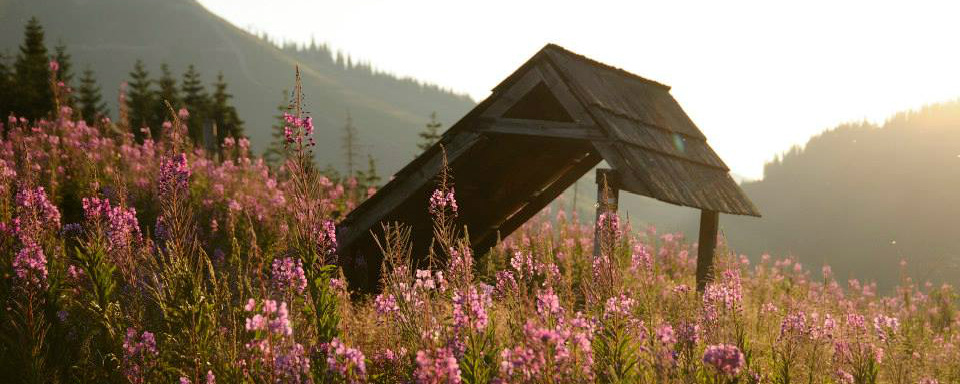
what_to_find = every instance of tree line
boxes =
[2,17,453,191]
[0,17,244,147]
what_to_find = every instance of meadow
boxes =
[1,69,958,384]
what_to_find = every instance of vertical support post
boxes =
[593,168,620,258]
[696,209,720,292]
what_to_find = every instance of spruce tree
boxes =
[53,44,74,85]
[264,89,290,167]
[357,154,380,189]
[77,67,108,125]
[13,17,53,121]
[0,53,12,121]
[209,71,244,142]
[127,60,154,141]
[53,43,75,109]
[342,111,359,176]
[152,63,180,133]
[181,64,209,143]
[418,111,443,152]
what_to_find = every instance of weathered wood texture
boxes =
[696,210,720,292]
[593,168,620,257]
[540,45,760,217]
[336,43,759,291]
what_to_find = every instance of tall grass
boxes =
[0,66,957,383]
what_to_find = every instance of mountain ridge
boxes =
[0,0,475,175]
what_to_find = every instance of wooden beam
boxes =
[536,62,596,124]
[470,117,606,141]
[337,131,485,252]
[589,141,652,196]
[480,67,546,118]
[593,168,620,257]
[696,210,720,292]
[473,150,602,252]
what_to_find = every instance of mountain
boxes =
[725,102,960,289]
[0,0,475,175]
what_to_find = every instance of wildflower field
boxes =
[2,75,960,384]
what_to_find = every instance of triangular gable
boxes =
[336,44,759,291]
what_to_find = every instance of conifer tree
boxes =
[181,64,209,143]
[356,154,380,190]
[342,111,359,176]
[151,63,180,134]
[77,67,108,125]
[53,44,74,86]
[13,17,53,121]
[264,89,290,167]
[209,71,244,142]
[0,53,12,122]
[127,60,154,141]
[418,111,443,152]
[52,43,75,109]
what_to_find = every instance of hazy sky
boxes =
[197,0,960,180]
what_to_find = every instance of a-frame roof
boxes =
[337,44,759,290]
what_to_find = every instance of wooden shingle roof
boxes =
[539,45,759,216]
[336,44,759,290]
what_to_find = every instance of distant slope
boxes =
[0,0,475,175]
[724,102,960,288]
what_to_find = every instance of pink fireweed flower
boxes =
[122,328,158,384]
[158,153,191,198]
[49,60,59,73]
[596,211,622,238]
[779,311,809,341]
[178,108,190,120]
[428,188,458,217]
[325,338,367,384]
[603,294,636,321]
[652,323,678,369]
[270,257,307,295]
[13,241,48,290]
[374,293,399,316]
[446,246,474,284]
[846,313,866,331]
[282,112,316,147]
[14,186,62,242]
[82,197,142,252]
[414,347,462,384]
[631,243,653,274]
[509,250,542,282]
[835,369,855,384]
[655,323,677,346]
[373,347,408,363]
[315,219,337,258]
[873,314,899,342]
[536,287,564,320]
[499,346,541,381]
[452,285,491,332]
[494,270,518,298]
[414,269,447,292]
[243,299,311,382]
[702,269,744,323]
[702,344,745,376]
[206,371,216,384]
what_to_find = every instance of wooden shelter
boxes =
[336,44,760,292]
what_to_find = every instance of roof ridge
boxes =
[542,44,672,91]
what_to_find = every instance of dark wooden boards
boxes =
[696,210,720,292]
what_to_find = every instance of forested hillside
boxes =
[0,0,475,175]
